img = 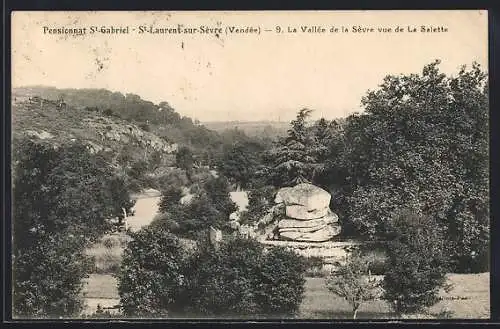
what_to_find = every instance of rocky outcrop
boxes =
[273,183,341,242]
[24,129,54,140]
[82,117,178,153]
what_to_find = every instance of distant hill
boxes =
[202,121,289,139]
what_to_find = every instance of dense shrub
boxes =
[203,176,238,219]
[240,186,276,225]
[117,233,307,318]
[175,146,194,176]
[155,168,189,191]
[116,226,189,317]
[217,140,267,189]
[182,237,264,316]
[182,237,307,318]
[13,233,94,318]
[383,209,451,315]
[256,247,307,316]
[158,186,183,213]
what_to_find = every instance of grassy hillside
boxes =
[13,86,224,152]
[12,86,272,166]
[12,93,177,157]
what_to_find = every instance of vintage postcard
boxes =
[11,10,489,320]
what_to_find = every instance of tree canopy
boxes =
[13,139,133,317]
[335,61,489,271]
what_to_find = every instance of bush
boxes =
[382,209,451,315]
[158,186,183,213]
[240,186,276,225]
[203,176,238,219]
[13,234,93,318]
[257,247,307,316]
[118,233,307,318]
[182,236,307,318]
[155,168,189,191]
[116,226,189,317]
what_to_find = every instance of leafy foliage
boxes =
[256,246,308,316]
[117,233,307,318]
[182,237,307,317]
[158,186,184,214]
[218,140,267,189]
[13,233,93,318]
[326,252,380,319]
[333,61,488,271]
[12,139,132,318]
[382,209,451,315]
[175,146,194,176]
[116,226,189,317]
[203,176,238,219]
[240,186,276,225]
[262,109,320,186]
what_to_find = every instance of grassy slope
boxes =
[12,94,174,154]
[300,274,489,319]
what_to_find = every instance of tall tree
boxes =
[338,61,488,272]
[175,146,194,178]
[263,108,320,187]
[218,140,266,189]
[13,139,133,317]
[383,209,451,315]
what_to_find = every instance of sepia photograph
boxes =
[10,10,489,320]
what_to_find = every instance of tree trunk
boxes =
[353,308,359,320]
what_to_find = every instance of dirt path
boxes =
[126,196,161,232]
[82,193,161,315]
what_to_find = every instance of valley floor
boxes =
[81,272,490,319]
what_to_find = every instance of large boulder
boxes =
[286,204,329,220]
[275,183,331,211]
[279,223,341,242]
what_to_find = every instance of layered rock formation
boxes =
[268,183,341,242]
[274,183,341,242]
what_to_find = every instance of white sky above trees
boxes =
[12,11,487,122]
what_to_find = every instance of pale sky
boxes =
[12,11,488,122]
